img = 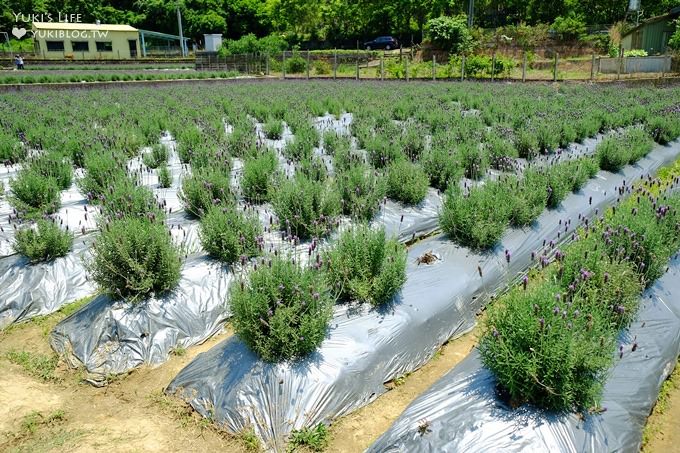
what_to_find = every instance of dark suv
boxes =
[364,36,399,50]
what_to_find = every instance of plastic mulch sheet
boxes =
[49,254,233,385]
[368,254,680,453]
[165,143,680,451]
[0,237,95,329]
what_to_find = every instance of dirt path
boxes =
[0,314,250,453]
[642,361,680,453]
[325,328,479,452]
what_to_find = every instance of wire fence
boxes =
[195,50,678,82]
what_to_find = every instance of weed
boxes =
[6,350,60,382]
[288,423,330,452]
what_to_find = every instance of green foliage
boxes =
[230,257,333,362]
[272,174,340,239]
[597,128,654,172]
[0,132,26,163]
[480,281,616,411]
[100,179,164,221]
[143,144,169,169]
[624,49,648,57]
[427,15,473,54]
[158,165,172,188]
[88,218,181,302]
[479,187,680,412]
[646,116,680,145]
[313,59,332,75]
[28,152,73,190]
[13,220,73,263]
[199,205,262,264]
[514,128,540,160]
[552,14,587,40]
[458,143,488,180]
[220,33,288,56]
[324,225,407,307]
[386,160,429,205]
[283,125,318,161]
[440,182,511,249]
[6,350,60,382]
[9,170,61,217]
[180,167,234,217]
[336,164,387,221]
[263,118,284,140]
[669,22,680,51]
[285,54,307,74]
[288,423,331,452]
[241,148,278,203]
[78,151,128,200]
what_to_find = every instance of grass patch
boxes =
[288,423,330,452]
[6,350,60,382]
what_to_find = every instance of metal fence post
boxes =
[333,49,337,80]
[461,55,466,81]
[617,45,623,80]
[491,52,496,82]
[381,53,384,80]
[432,55,436,81]
[522,52,527,82]
[553,52,558,82]
[590,53,595,81]
[282,51,286,79]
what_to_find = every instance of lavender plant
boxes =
[13,219,73,263]
[180,167,234,217]
[199,205,263,264]
[230,257,333,362]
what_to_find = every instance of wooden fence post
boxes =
[333,49,337,80]
[461,55,466,81]
[405,57,409,82]
[590,53,595,81]
[356,51,360,80]
[553,52,559,82]
[381,53,385,81]
[432,55,436,80]
[265,53,269,75]
[491,52,496,82]
[522,51,527,82]
[282,51,286,79]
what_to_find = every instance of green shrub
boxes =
[272,174,341,239]
[324,225,407,307]
[597,128,654,172]
[545,165,572,208]
[142,144,169,169]
[421,146,462,191]
[226,126,257,158]
[87,218,181,301]
[486,135,518,171]
[0,133,26,163]
[646,116,680,145]
[100,179,163,221]
[439,182,511,249]
[426,15,473,54]
[199,205,262,264]
[28,152,73,190]
[158,165,172,188]
[283,126,318,161]
[313,60,332,75]
[336,164,387,221]
[457,143,488,180]
[180,167,234,217]
[552,13,586,40]
[514,128,539,160]
[480,281,615,411]
[13,220,73,262]
[9,170,61,217]
[386,160,429,205]
[230,257,333,362]
[78,151,128,200]
[241,149,278,203]
[507,173,547,227]
[285,54,307,74]
[262,118,284,140]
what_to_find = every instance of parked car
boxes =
[364,36,399,50]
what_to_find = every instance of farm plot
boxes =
[370,167,680,452]
[0,81,679,450]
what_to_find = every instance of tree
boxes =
[426,15,473,53]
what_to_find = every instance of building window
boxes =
[72,41,90,52]
[96,41,113,52]
[46,41,64,52]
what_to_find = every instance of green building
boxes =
[621,7,680,55]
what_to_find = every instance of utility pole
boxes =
[467,0,475,28]
[177,5,186,57]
